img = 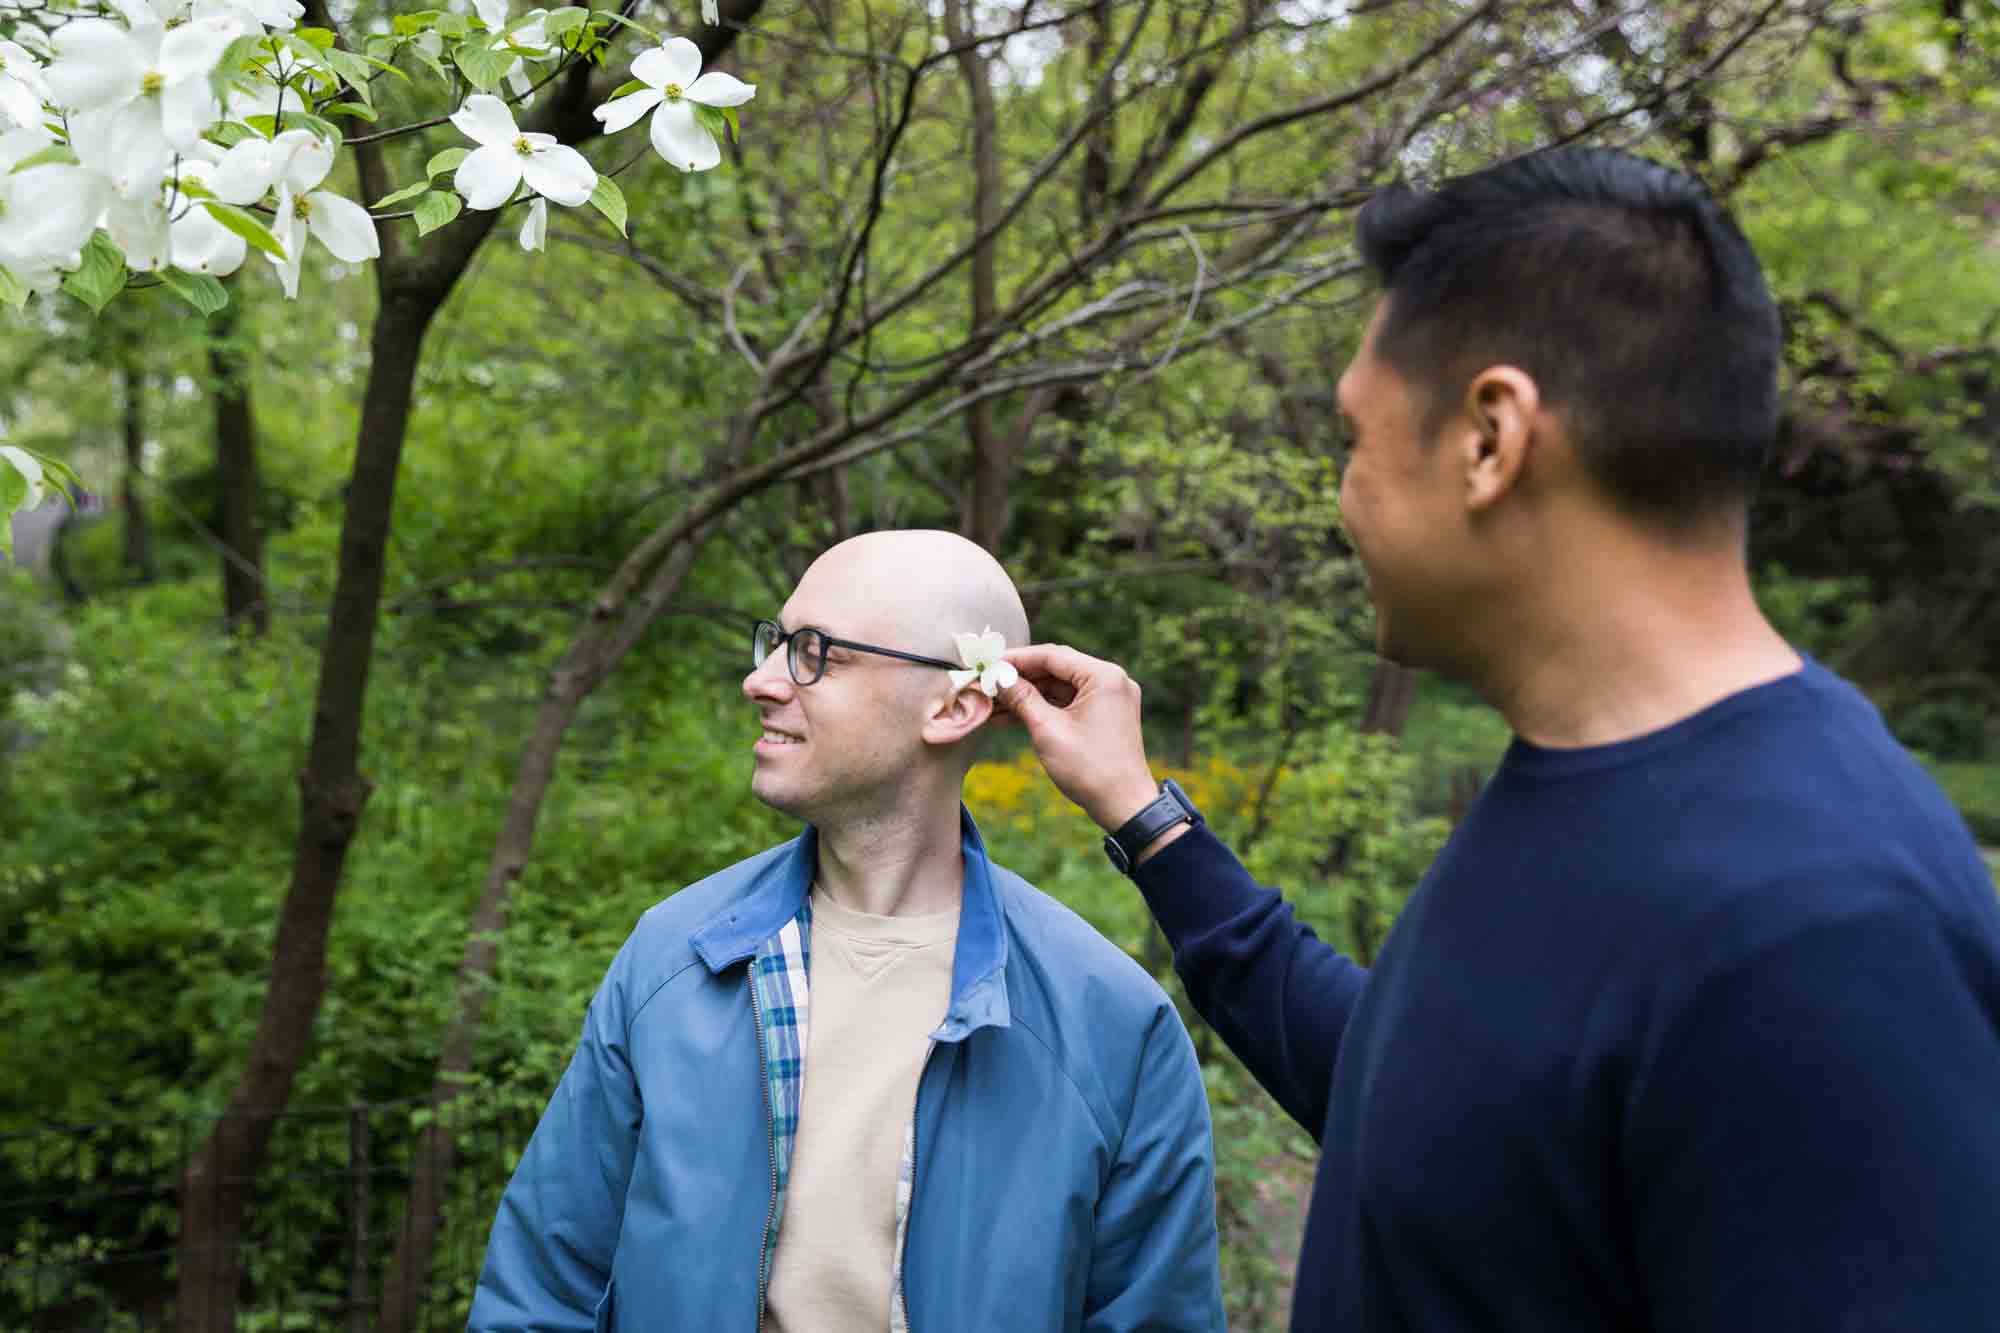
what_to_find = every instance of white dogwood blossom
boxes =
[0,0,758,315]
[102,152,252,275]
[42,16,235,195]
[451,93,595,209]
[472,0,557,99]
[0,126,110,289]
[950,627,1019,697]
[519,196,548,252]
[591,37,753,172]
[258,130,380,297]
[0,40,51,130]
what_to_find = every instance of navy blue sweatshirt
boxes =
[1135,661,2000,1331]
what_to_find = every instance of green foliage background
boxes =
[2,1,1997,1328]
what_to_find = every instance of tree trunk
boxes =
[1359,659,1417,738]
[121,362,154,583]
[948,0,1008,553]
[212,294,266,635]
[170,8,764,1326]
[174,292,439,1333]
[378,532,710,1332]
[375,17,763,1323]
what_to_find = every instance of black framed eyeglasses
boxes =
[752,619,960,687]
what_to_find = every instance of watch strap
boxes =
[1103,778,1203,874]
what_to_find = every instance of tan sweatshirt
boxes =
[764,889,959,1333]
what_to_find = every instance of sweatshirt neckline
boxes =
[1498,655,1820,782]
[810,885,961,947]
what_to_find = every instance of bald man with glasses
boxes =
[470,529,1223,1333]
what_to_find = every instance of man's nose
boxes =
[743,653,794,703]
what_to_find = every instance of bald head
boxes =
[792,530,1029,663]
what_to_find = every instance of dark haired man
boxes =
[1003,147,2000,1331]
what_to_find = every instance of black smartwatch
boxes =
[1103,778,1204,874]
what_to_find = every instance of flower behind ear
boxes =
[950,627,1019,697]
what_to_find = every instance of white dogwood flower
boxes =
[0,40,51,130]
[42,16,234,195]
[472,0,557,99]
[0,126,110,290]
[950,627,1018,697]
[102,153,251,275]
[591,37,753,172]
[111,0,291,32]
[254,130,379,297]
[450,93,595,209]
[519,196,547,252]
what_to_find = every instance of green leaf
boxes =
[207,121,256,148]
[321,101,379,121]
[289,112,347,146]
[0,265,29,312]
[60,231,127,314]
[435,11,471,38]
[372,180,432,208]
[454,35,516,93]
[608,78,648,99]
[540,5,589,38]
[0,456,27,554]
[208,32,271,106]
[174,176,216,201]
[202,203,288,260]
[321,46,374,98]
[363,52,412,82]
[593,11,660,42]
[244,114,279,137]
[694,102,736,144]
[392,11,442,36]
[295,25,337,49]
[413,189,463,236]
[588,175,628,237]
[10,143,80,172]
[406,39,451,85]
[426,147,469,178]
[35,454,82,505]
[156,268,231,316]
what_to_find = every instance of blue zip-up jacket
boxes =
[469,810,1223,1332]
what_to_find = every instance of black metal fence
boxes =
[1,1094,539,1331]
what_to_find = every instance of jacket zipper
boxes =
[749,978,779,1333]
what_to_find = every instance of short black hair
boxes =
[1354,146,1781,531]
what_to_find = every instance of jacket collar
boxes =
[690,806,1011,1039]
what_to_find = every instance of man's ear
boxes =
[1458,365,1539,513]
[921,682,993,749]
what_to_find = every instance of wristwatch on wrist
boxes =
[1103,778,1204,874]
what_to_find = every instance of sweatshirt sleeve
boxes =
[1626,896,2000,1331]
[1130,824,1369,1140]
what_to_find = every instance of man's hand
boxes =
[999,644,1164,835]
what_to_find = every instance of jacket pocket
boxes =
[592,1280,615,1333]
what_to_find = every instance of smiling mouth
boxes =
[760,727,804,745]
